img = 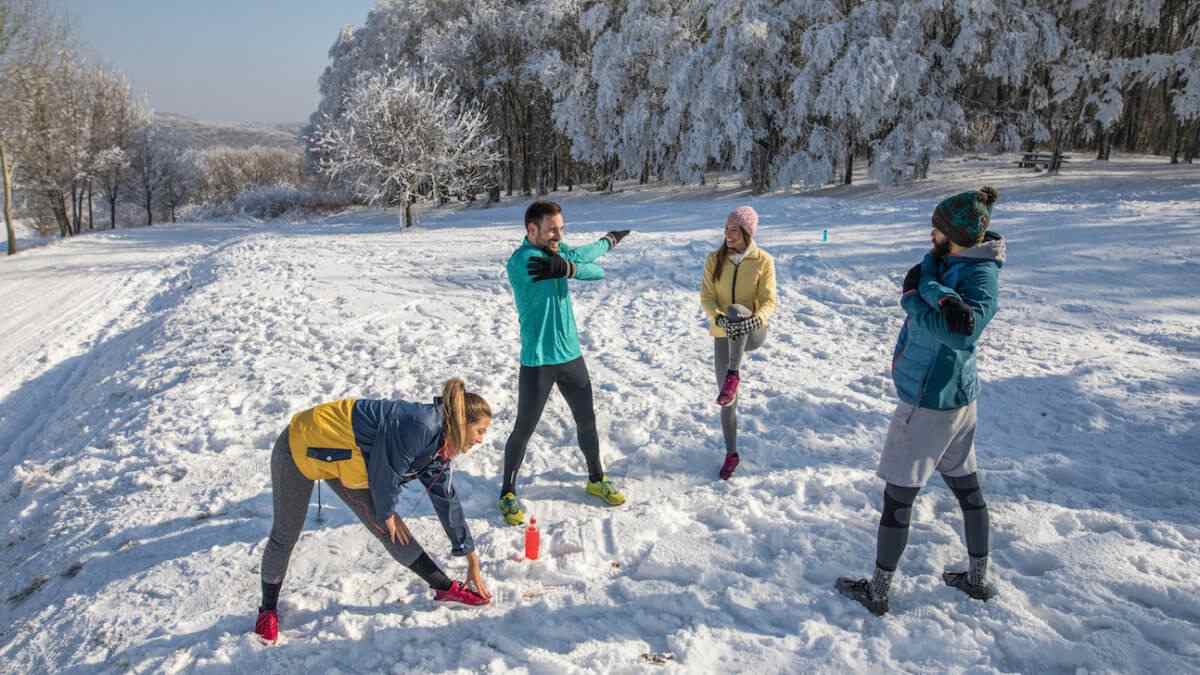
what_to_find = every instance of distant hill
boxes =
[155,113,303,152]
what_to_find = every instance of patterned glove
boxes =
[715,315,729,331]
[939,296,975,336]
[527,253,575,282]
[726,314,764,338]
[603,230,631,248]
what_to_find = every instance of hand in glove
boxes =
[902,264,921,294]
[724,314,764,339]
[603,230,631,248]
[939,296,975,336]
[527,253,575,282]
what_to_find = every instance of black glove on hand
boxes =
[527,253,574,282]
[940,296,975,336]
[902,264,921,294]
[603,230,631,248]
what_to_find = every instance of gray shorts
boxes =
[877,401,977,487]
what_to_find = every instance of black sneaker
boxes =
[943,571,998,601]
[836,577,888,616]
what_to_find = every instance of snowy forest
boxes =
[301,0,1200,200]
[3,0,1199,247]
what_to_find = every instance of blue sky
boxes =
[62,1,376,124]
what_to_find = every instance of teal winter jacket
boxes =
[506,237,611,367]
[892,232,1006,410]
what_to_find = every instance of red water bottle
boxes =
[524,516,540,561]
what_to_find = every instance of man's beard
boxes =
[931,238,952,258]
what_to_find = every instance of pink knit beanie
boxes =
[726,206,759,239]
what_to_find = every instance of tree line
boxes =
[306,0,1199,203]
[0,0,308,254]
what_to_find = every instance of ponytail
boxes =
[441,377,493,452]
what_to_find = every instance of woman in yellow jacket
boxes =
[255,378,493,643]
[700,206,778,480]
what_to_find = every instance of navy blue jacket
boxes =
[351,398,473,556]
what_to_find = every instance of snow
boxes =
[0,155,1197,673]
[1,218,55,255]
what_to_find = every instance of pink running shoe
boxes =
[719,453,740,480]
[434,581,490,606]
[716,372,741,406]
[255,608,278,643]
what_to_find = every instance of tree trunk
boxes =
[505,135,514,197]
[552,149,559,192]
[1,144,16,256]
[87,180,94,230]
[110,192,118,230]
[404,197,414,228]
[52,192,70,238]
[843,142,854,185]
[71,183,80,235]
[521,130,531,196]
[1186,122,1200,164]
[750,142,769,194]
[145,192,153,226]
[1050,128,1064,174]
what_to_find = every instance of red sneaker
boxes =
[434,581,489,606]
[719,453,740,480]
[716,372,741,406]
[255,608,278,643]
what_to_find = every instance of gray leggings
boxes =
[714,304,768,455]
[261,430,428,585]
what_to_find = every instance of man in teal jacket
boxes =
[498,200,631,525]
[838,187,1005,616]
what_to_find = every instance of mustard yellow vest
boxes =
[288,399,370,489]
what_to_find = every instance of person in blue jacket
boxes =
[497,200,631,525]
[254,378,493,643]
[837,187,1005,616]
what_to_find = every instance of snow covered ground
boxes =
[2,217,56,255]
[0,155,1197,673]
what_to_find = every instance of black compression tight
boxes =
[502,357,603,496]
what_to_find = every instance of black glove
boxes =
[527,253,574,282]
[715,315,729,331]
[902,264,921,294]
[940,296,975,336]
[603,230,631,248]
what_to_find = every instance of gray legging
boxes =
[261,430,428,585]
[714,303,768,455]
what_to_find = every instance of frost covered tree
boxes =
[130,119,170,226]
[309,0,1199,199]
[309,68,501,227]
[157,147,201,223]
[85,65,141,228]
[91,147,129,229]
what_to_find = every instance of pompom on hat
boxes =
[932,186,999,247]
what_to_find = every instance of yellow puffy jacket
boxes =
[699,241,778,337]
[287,399,369,489]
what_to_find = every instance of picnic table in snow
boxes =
[1016,152,1072,169]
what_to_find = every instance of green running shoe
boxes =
[498,492,525,526]
[585,478,626,506]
